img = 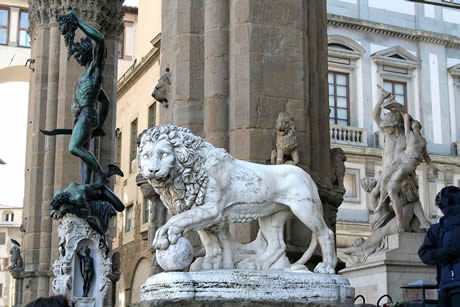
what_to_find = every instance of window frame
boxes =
[0,6,10,46]
[383,79,408,107]
[125,204,133,233]
[130,118,138,173]
[328,71,350,126]
[148,103,156,128]
[18,8,29,48]
[142,197,151,224]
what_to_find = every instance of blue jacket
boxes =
[418,186,460,294]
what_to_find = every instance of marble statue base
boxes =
[340,232,436,304]
[140,270,354,306]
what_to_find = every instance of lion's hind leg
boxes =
[289,200,337,274]
[256,210,291,270]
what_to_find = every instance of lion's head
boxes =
[137,125,211,215]
[152,68,171,107]
[276,112,295,136]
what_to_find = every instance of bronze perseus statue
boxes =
[42,10,122,185]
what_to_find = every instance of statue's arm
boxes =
[403,112,411,140]
[373,93,385,127]
[76,18,106,69]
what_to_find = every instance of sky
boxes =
[123,0,138,7]
[0,82,28,207]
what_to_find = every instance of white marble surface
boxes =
[141,269,354,305]
[156,237,193,271]
[137,125,336,273]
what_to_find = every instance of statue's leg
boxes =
[190,230,222,271]
[289,201,336,273]
[256,210,291,270]
[388,170,407,232]
[276,149,285,165]
[69,110,107,184]
[369,180,382,211]
[216,223,234,269]
[80,141,92,184]
[413,201,431,230]
[291,149,300,165]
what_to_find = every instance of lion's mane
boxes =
[137,125,213,215]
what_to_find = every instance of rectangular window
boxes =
[328,71,350,126]
[0,233,5,245]
[125,205,133,232]
[112,216,117,237]
[0,283,3,297]
[18,10,29,47]
[115,131,122,166]
[118,27,124,58]
[383,80,407,107]
[148,103,156,128]
[0,8,9,45]
[130,119,138,172]
[143,197,152,224]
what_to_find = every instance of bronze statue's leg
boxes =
[69,110,107,184]
[80,141,92,184]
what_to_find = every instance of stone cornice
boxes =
[28,0,125,38]
[117,33,161,98]
[331,143,460,167]
[328,14,460,49]
[449,64,460,78]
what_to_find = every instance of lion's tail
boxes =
[294,233,317,265]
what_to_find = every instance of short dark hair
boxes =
[25,295,69,307]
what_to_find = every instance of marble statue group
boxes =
[344,85,438,264]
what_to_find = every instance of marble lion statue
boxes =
[137,124,337,273]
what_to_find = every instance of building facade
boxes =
[326,0,460,252]
[0,205,22,307]
[111,0,460,305]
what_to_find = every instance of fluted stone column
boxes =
[160,0,337,247]
[23,0,124,302]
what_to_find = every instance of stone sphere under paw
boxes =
[156,237,193,271]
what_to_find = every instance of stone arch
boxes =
[328,35,365,54]
[129,257,150,304]
[0,65,30,84]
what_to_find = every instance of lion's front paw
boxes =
[313,262,335,274]
[153,226,170,250]
[190,255,223,271]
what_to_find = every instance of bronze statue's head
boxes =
[73,37,93,66]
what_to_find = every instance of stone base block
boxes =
[340,232,436,304]
[140,270,354,306]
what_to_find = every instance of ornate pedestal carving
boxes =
[52,215,112,307]
[340,232,436,304]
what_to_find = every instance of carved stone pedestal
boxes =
[140,270,354,306]
[340,232,436,304]
[52,215,112,307]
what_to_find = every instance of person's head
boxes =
[437,186,460,216]
[25,295,69,307]
[85,246,91,256]
[72,37,93,66]
[381,111,403,135]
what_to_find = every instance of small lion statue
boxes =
[271,112,299,165]
[8,239,23,270]
[151,68,171,107]
[137,124,337,273]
